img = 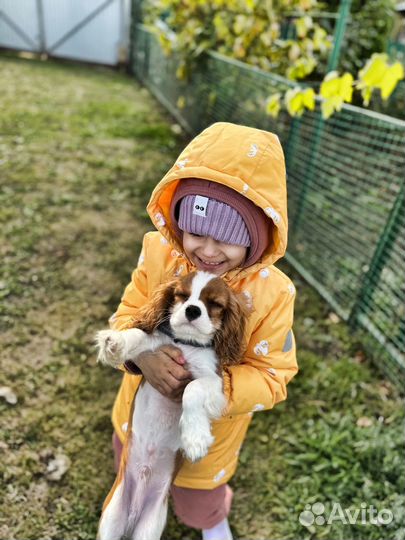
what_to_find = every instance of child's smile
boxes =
[182,232,247,275]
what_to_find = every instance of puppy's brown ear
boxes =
[129,279,178,334]
[214,292,250,367]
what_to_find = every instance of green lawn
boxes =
[0,54,404,540]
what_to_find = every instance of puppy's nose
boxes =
[185,305,201,321]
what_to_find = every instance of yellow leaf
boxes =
[298,0,317,9]
[260,31,273,47]
[208,91,217,106]
[380,62,404,99]
[360,86,373,106]
[265,93,281,117]
[302,87,315,110]
[158,33,173,56]
[340,73,354,102]
[320,71,353,118]
[286,56,316,80]
[356,53,404,103]
[285,88,301,116]
[233,37,246,59]
[176,62,187,80]
[233,15,246,36]
[288,42,301,62]
[177,96,186,109]
[358,54,389,88]
[321,97,338,119]
[285,87,314,117]
[295,16,313,38]
[213,13,229,40]
[312,26,331,53]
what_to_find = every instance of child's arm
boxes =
[222,285,298,415]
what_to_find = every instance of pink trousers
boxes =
[112,431,233,529]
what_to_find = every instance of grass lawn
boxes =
[0,54,404,540]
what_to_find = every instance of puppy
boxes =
[95,270,248,540]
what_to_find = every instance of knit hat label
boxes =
[193,195,209,217]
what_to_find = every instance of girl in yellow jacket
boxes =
[109,122,298,539]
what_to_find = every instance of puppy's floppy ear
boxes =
[214,291,250,367]
[129,279,178,334]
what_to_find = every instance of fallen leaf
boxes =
[0,386,18,405]
[356,416,373,427]
[170,123,182,135]
[353,350,366,363]
[327,312,340,324]
[45,453,71,481]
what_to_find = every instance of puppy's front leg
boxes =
[96,328,148,368]
[180,375,227,462]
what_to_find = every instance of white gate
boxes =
[0,0,130,65]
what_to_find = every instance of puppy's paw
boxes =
[181,429,214,463]
[204,392,227,419]
[95,330,125,367]
[180,416,214,462]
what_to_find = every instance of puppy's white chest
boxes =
[177,344,218,379]
[132,383,182,454]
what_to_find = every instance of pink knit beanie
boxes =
[170,178,272,268]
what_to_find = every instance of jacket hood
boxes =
[147,122,288,280]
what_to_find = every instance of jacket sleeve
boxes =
[108,237,149,332]
[222,286,298,416]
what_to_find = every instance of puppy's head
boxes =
[131,271,249,366]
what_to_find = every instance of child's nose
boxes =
[201,237,220,257]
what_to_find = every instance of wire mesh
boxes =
[131,24,405,386]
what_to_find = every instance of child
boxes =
[108,122,298,539]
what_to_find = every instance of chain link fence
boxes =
[130,24,405,387]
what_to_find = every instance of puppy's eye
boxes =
[207,300,224,310]
[175,292,189,302]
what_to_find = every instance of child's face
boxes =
[182,232,247,275]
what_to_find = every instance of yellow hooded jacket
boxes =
[110,122,298,489]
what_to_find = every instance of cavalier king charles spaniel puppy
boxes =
[95,270,249,540]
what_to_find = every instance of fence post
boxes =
[129,0,143,74]
[290,0,352,235]
[348,182,404,330]
[326,0,352,72]
[36,0,46,54]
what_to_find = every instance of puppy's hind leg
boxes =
[131,477,172,540]
[98,481,128,540]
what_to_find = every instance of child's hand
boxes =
[135,346,193,402]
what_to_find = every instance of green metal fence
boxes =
[130,24,405,386]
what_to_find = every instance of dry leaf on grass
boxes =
[0,386,18,404]
[356,416,373,427]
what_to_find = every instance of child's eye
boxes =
[190,233,203,238]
